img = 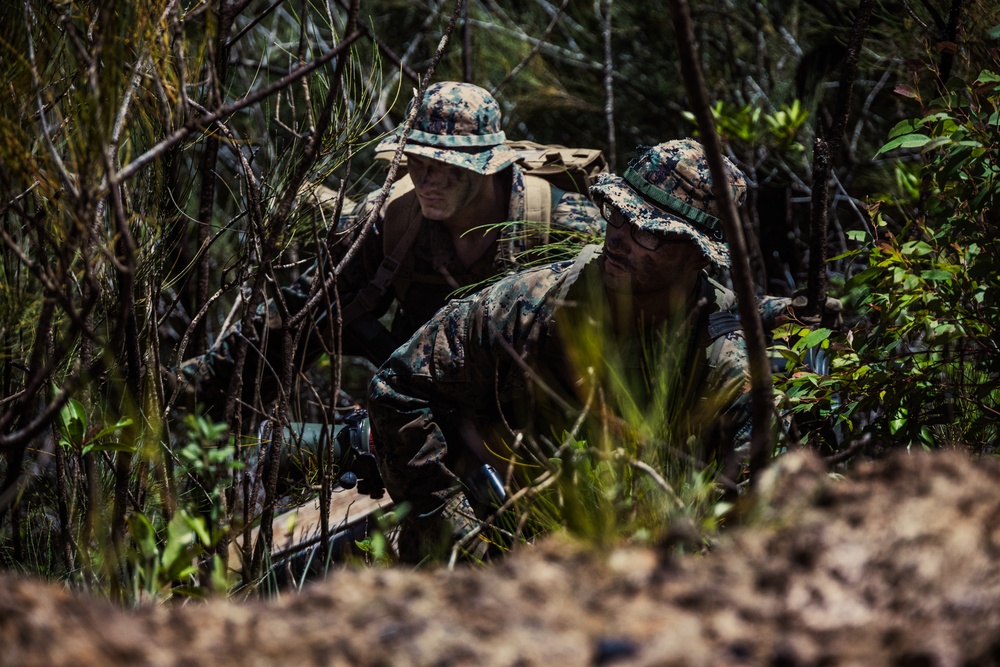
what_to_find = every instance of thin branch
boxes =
[627,459,685,509]
[491,0,569,96]
[462,0,472,82]
[806,0,875,316]
[938,0,964,84]
[668,0,775,484]
[823,434,870,465]
[226,0,289,48]
[329,0,419,84]
[23,2,79,200]
[912,0,946,32]
[448,469,559,570]
[0,431,56,515]
[114,32,362,186]
[251,0,369,578]
[600,0,616,172]
[468,16,601,70]
[290,0,467,327]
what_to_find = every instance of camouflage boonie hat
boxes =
[375,82,518,175]
[589,139,747,268]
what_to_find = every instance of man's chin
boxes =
[418,203,449,221]
[598,256,633,293]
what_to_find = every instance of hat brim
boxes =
[374,134,518,176]
[590,174,730,268]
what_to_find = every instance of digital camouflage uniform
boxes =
[367,247,751,509]
[177,82,601,414]
[367,139,757,561]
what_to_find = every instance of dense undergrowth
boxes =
[0,0,997,603]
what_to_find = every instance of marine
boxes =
[367,139,758,562]
[178,81,603,417]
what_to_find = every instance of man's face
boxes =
[600,203,710,296]
[407,154,487,222]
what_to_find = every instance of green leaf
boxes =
[875,133,932,157]
[886,118,924,139]
[901,240,934,256]
[928,322,957,339]
[369,532,387,561]
[713,501,734,518]
[920,269,954,282]
[892,84,920,101]
[210,555,231,593]
[162,512,197,574]
[57,398,88,445]
[82,441,137,455]
[128,513,159,562]
[187,512,212,547]
[920,136,953,153]
[795,328,833,351]
[91,418,134,442]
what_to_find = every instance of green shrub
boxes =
[776,70,1000,453]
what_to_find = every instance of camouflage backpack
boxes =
[505,140,608,228]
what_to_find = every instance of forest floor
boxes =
[4,448,1000,667]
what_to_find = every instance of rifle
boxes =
[262,408,507,512]
[244,409,507,585]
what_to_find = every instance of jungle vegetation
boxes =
[0,0,997,601]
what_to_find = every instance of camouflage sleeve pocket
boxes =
[428,300,472,384]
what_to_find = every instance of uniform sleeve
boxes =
[757,294,843,330]
[366,295,493,512]
[367,268,559,511]
[757,295,794,331]
[551,190,604,236]
[705,331,753,458]
[709,279,793,333]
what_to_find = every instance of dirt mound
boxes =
[4,449,1000,667]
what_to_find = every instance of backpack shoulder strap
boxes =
[379,177,417,258]
[707,311,741,341]
[341,178,420,325]
[522,175,552,246]
[555,244,602,303]
[706,310,743,367]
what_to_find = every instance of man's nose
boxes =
[418,164,446,187]
[605,222,631,251]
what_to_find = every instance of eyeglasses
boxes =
[600,201,691,251]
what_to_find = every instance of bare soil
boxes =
[4,448,1000,667]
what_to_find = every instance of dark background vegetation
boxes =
[0,0,997,601]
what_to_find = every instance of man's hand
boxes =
[759,293,843,331]
[788,294,843,330]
